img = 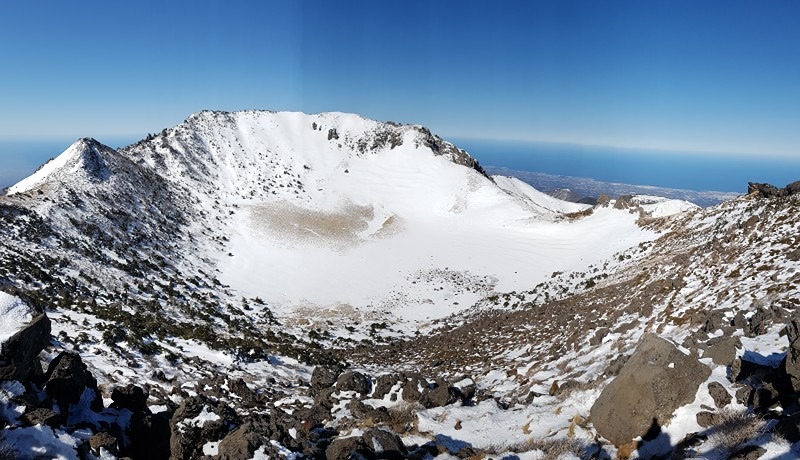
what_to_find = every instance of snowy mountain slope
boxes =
[1,109,649,381]
[3,109,787,458]
[492,175,591,214]
[110,110,657,333]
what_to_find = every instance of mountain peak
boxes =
[6,138,115,195]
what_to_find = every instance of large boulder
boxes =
[748,182,787,198]
[129,412,171,459]
[325,436,372,460]
[310,364,343,396]
[44,351,102,411]
[590,334,711,446]
[0,312,51,381]
[363,429,407,459]
[336,370,371,395]
[110,384,148,412]
[169,396,238,460]
[218,420,264,459]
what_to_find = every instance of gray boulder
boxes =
[589,333,711,446]
[704,335,741,366]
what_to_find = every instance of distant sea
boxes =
[452,138,800,194]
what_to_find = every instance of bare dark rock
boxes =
[731,311,748,330]
[325,436,373,460]
[748,182,787,198]
[336,370,371,395]
[604,354,629,377]
[401,374,427,402]
[0,313,51,381]
[362,428,407,459]
[707,381,732,408]
[44,351,102,411]
[752,384,780,412]
[730,357,772,383]
[228,377,260,407]
[111,384,148,413]
[589,327,609,346]
[218,420,264,460]
[169,396,239,460]
[735,385,753,405]
[748,308,774,337]
[311,364,344,396]
[129,412,171,460]
[696,411,717,428]
[589,334,711,446]
[373,373,403,400]
[776,412,800,442]
[420,378,459,408]
[783,315,800,392]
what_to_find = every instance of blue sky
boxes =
[1,1,799,157]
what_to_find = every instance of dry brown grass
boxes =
[386,401,423,433]
[708,408,766,453]
[487,436,587,457]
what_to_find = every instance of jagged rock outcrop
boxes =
[590,334,711,446]
[747,180,800,198]
[44,351,103,412]
[784,315,800,392]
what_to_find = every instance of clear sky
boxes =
[1,0,799,157]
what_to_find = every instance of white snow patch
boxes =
[0,292,33,343]
[202,441,220,456]
[3,425,81,460]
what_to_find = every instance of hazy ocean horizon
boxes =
[453,138,800,194]
[2,137,798,194]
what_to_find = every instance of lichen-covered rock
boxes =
[589,334,711,446]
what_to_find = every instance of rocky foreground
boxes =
[3,269,800,459]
